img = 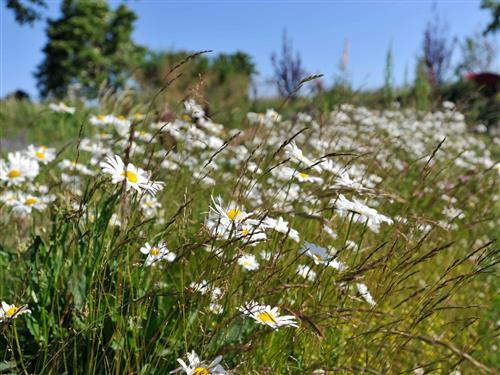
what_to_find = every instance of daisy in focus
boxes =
[238,301,298,329]
[171,350,226,374]
[209,196,252,225]
[100,154,164,195]
[139,242,176,266]
[205,196,256,239]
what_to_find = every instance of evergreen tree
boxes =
[414,58,431,111]
[383,45,394,105]
[35,0,144,98]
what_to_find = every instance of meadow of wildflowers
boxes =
[0,97,498,374]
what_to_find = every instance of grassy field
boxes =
[0,96,498,374]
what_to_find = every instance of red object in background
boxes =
[465,72,500,94]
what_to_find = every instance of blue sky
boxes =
[1,0,497,98]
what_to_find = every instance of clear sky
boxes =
[1,0,498,98]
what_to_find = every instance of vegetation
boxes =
[35,0,144,98]
[0,1,499,373]
[1,92,499,374]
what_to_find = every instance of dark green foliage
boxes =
[136,50,254,90]
[481,0,500,35]
[383,46,394,105]
[211,51,256,82]
[414,59,431,111]
[136,50,210,90]
[4,0,47,25]
[35,0,145,98]
[134,50,255,124]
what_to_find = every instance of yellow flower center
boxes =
[97,114,105,120]
[241,228,249,236]
[24,197,38,205]
[182,114,191,121]
[193,368,210,375]
[150,247,160,256]
[7,169,21,178]
[258,311,277,324]
[242,260,252,267]
[5,306,19,317]
[227,208,241,221]
[118,115,126,120]
[135,112,142,118]
[314,254,322,261]
[36,151,46,159]
[299,172,309,179]
[121,170,138,184]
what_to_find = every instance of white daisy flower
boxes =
[0,301,31,322]
[284,141,321,172]
[238,253,259,271]
[0,152,39,186]
[334,194,393,233]
[323,225,338,239]
[140,195,162,217]
[442,206,465,220]
[0,191,17,205]
[171,350,226,374]
[58,159,96,176]
[206,196,258,239]
[209,196,252,224]
[238,301,298,329]
[190,280,210,295]
[10,192,55,216]
[297,264,317,281]
[49,102,75,114]
[135,129,154,142]
[294,170,323,183]
[109,213,121,227]
[300,242,346,270]
[139,242,176,267]
[100,154,164,195]
[238,224,267,245]
[356,283,377,306]
[184,99,205,119]
[262,216,300,242]
[209,303,224,314]
[130,112,145,121]
[25,145,56,164]
[89,114,112,126]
